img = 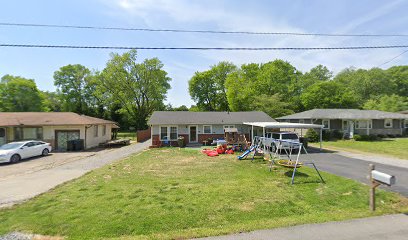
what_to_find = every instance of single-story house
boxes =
[148,111,275,146]
[0,112,119,151]
[277,109,408,137]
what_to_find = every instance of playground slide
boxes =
[237,145,255,160]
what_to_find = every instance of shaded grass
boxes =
[0,148,407,239]
[314,138,408,159]
[117,131,137,140]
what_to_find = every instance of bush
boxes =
[305,129,319,142]
[353,134,362,141]
[331,130,343,140]
[368,135,378,141]
[322,130,331,141]
[395,134,402,138]
[387,134,396,138]
[377,134,386,139]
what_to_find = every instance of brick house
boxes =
[0,112,118,151]
[277,109,408,137]
[148,111,275,146]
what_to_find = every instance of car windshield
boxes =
[281,134,298,140]
[0,143,23,150]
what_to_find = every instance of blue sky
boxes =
[1,0,408,107]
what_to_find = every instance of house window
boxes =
[322,119,330,129]
[13,127,43,140]
[102,125,106,136]
[203,125,212,134]
[384,119,393,128]
[355,120,372,129]
[0,128,5,138]
[404,120,408,128]
[160,126,178,140]
[299,119,305,124]
[160,126,168,140]
[170,126,178,140]
[223,125,235,129]
[94,125,99,137]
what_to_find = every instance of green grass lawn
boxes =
[0,148,407,239]
[314,138,408,160]
[117,131,137,140]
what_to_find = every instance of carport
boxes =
[243,122,324,151]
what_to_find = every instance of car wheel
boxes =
[42,148,49,156]
[10,154,21,163]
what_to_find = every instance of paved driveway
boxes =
[301,148,408,196]
[0,140,151,208]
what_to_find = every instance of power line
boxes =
[0,44,408,51]
[1,22,408,37]
[377,49,408,67]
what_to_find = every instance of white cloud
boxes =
[99,0,408,106]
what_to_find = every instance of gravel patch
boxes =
[0,232,33,240]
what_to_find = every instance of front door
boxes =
[189,126,198,143]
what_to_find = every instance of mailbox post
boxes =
[369,164,396,211]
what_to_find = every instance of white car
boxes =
[261,132,300,152]
[0,141,52,164]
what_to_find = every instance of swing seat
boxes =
[276,160,303,168]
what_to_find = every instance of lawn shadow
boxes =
[284,170,323,184]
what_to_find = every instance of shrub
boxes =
[305,129,319,142]
[387,134,396,138]
[331,130,343,140]
[322,130,331,141]
[353,134,362,141]
[377,134,386,139]
[395,134,402,138]
[368,135,378,141]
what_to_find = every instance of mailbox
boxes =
[371,170,396,186]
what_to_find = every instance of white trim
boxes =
[355,119,372,129]
[189,125,198,143]
[203,125,212,134]
[384,119,393,128]
[321,119,330,129]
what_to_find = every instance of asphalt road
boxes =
[198,214,408,240]
[302,148,408,196]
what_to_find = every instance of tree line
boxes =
[188,61,408,117]
[1,50,407,130]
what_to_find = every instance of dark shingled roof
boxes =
[277,109,408,120]
[148,111,275,125]
[0,112,117,127]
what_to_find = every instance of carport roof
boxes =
[0,112,117,127]
[243,122,324,129]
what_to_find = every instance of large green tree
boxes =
[54,64,102,116]
[225,63,260,112]
[189,61,236,111]
[363,94,408,112]
[98,50,171,129]
[301,81,359,109]
[0,75,44,111]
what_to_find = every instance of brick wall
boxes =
[137,127,151,142]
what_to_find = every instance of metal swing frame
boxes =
[268,139,325,185]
